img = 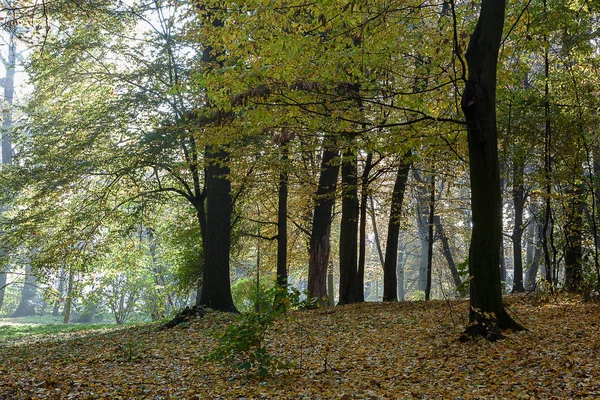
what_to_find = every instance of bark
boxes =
[357,152,373,303]
[308,140,339,300]
[433,216,462,292]
[512,159,525,292]
[276,145,289,288]
[197,13,236,312]
[199,145,237,312]
[338,146,360,304]
[425,175,435,301]
[460,0,524,340]
[382,152,412,301]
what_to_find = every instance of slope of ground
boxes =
[1,294,599,399]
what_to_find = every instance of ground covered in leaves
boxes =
[1,294,599,399]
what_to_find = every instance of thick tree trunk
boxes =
[52,269,66,317]
[512,159,525,292]
[434,216,462,293]
[338,146,360,304]
[357,152,373,303]
[460,0,524,340]
[382,152,412,301]
[308,140,339,300]
[200,146,237,312]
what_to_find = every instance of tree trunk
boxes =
[512,158,525,292]
[338,146,360,304]
[0,20,16,312]
[199,145,237,312]
[397,239,406,301]
[52,269,66,317]
[460,0,524,340]
[276,145,289,288]
[425,174,435,301]
[433,216,462,293]
[13,265,37,317]
[357,152,373,303]
[308,140,339,300]
[416,172,430,292]
[369,196,385,268]
[63,271,74,324]
[382,152,412,301]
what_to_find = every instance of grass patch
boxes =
[0,315,119,343]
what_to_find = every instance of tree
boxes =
[460,0,524,339]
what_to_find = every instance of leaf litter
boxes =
[1,294,599,399]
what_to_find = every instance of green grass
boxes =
[0,315,119,342]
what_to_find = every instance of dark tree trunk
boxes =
[425,174,435,301]
[382,152,412,301]
[276,145,289,288]
[512,158,525,292]
[308,140,339,300]
[564,184,583,292]
[357,152,373,303]
[434,216,462,293]
[338,146,360,305]
[460,0,524,340]
[200,146,237,312]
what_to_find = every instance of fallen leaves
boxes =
[1,294,599,398]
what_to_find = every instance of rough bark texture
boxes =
[382,152,411,301]
[200,146,237,312]
[460,0,524,340]
[308,142,339,300]
[338,147,360,304]
[512,159,525,292]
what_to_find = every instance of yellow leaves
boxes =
[2,296,600,398]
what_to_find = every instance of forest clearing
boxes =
[1,294,599,399]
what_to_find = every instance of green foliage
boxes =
[205,285,288,377]
[203,284,318,377]
[456,258,470,297]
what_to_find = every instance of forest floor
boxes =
[1,293,599,399]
